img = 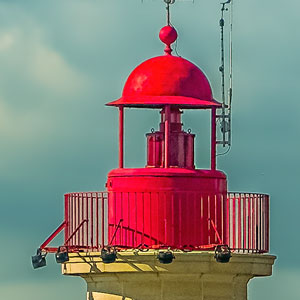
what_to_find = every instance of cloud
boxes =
[0,31,15,50]
[30,41,88,97]
[0,27,89,101]
[0,97,52,140]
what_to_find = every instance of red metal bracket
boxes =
[64,219,88,245]
[109,219,123,245]
[208,218,223,244]
[40,221,66,250]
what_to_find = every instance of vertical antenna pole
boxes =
[220,4,226,147]
[166,3,170,25]
[119,106,124,168]
[211,108,217,170]
[164,105,171,168]
[164,0,175,25]
[228,0,233,146]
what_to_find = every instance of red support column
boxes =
[119,106,124,168]
[164,105,171,168]
[211,108,217,170]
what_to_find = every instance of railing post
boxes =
[119,106,124,168]
[211,108,217,170]
[102,193,105,247]
[42,191,270,254]
[164,105,171,168]
[64,194,69,246]
[266,195,270,252]
[232,194,236,250]
[96,193,99,249]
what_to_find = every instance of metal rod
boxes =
[40,221,66,249]
[119,106,124,168]
[96,193,99,248]
[64,219,88,245]
[232,195,236,249]
[76,194,79,245]
[238,195,241,249]
[70,195,73,245]
[209,219,222,244]
[90,193,93,247]
[252,195,255,252]
[127,192,130,246]
[266,195,270,252]
[101,193,105,247]
[200,196,204,244]
[86,193,88,247]
[64,194,69,246]
[228,0,233,146]
[211,108,217,170]
[164,105,171,168]
[166,3,170,25]
[109,218,123,245]
[81,194,84,247]
[243,195,246,252]
[120,192,123,246]
[225,193,229,245]
[220,4,226,146]
[248,197,251,251]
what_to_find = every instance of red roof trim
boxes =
[106,95,222,109]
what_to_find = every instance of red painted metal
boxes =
[37,26,271,259]
[64,194,69,246]
[104,27,222,253]
[40,221,66,249]
[39,192,269,253]
[43,247,59,253]
[106,55,221,109]
[119,106,124,168]
[226,193,269,253]
[107,168,227,248]
[211,108,217,170]
[164,105,170,168]
[146,108,195,168]
[159,25,178,55]
[65,220,88,245]
[209,219,222,244]
[266,195,270,253]
[63,192,108,251]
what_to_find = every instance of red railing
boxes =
[226,193,269,253]
[40,192,269,253]
[64,192,108,251]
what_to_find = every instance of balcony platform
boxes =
[62,250,276,300]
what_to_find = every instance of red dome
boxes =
[107,55,221,109]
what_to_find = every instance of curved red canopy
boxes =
[107,55,221,109]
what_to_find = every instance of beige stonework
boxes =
[62,250,276,300]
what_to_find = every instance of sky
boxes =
[0,0,299,299]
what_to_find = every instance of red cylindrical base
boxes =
[106,168,227,249]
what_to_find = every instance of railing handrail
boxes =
[39,191,269,254]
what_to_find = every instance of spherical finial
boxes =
[159,25,178,55]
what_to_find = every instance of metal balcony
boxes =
[40,192,269,254]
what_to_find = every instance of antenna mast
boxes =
[164,0,175,25]
[217,0,234,150]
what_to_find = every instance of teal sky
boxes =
[1,0,299,299]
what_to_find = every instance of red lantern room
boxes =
[33,8,270,268]
[105,25,227,249]
[32,5,275,300]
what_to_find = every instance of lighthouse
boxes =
[32,2,275,300]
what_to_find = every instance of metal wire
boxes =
[216,145,231,157]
